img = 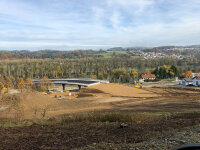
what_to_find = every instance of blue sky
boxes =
[0,0,200,50]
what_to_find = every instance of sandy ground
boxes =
[0,83,200,120]
[88,83,158,97]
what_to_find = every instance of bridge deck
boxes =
[33,78,109,87]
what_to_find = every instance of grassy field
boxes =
[95,50,128,58]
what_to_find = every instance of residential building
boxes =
[141,74,156,81]
[181,78,193,86]
[193,76,200,86]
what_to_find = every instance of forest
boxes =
[0,56,198,83]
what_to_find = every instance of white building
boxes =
[192,73,200,78]
[193,76,200,86]
[181,78,193,86]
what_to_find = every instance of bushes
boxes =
[1,111,200,127]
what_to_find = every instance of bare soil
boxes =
[0,83,200,119]
[0,83,200,149]
[88,83,158,97]
[0,115,200,150]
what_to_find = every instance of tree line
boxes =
[0,76,54,92]
[0,57,198,80]
[0,56,197,84]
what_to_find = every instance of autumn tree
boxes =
[129,69,138,80]
[5,77,13,89]
[0,82,4,92]
[112,68,126,82]
[170,65,179,76]
[16,78,25,89]
[90,74,97,79]
[144,70,151,75]
[25,78,34,89]
[39,76,53,91]
[97,73,104,80]
[152,65,179,79]
[184,71,193,78]
[0,75,5,85]
[57,66,62,77]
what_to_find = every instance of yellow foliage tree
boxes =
[57,66,62,76]
[16,78,25,89]
[145,70,151,75]
[0,82,4,92]
[0,75,5,85]
[5,77,13,89]
[25,78,34,89]
[90,74,97,79]
[129,69,138,79]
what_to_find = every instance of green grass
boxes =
[131,56,140,59]
[95,50,128,58]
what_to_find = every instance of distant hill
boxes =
[0,44,200,59]
[182,45,200,48]
[107,47,124,51]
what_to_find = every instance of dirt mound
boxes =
[88,83,158,97]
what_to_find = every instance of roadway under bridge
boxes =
[32,78,109,91]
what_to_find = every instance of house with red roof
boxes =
[193,76,200,86]
[141,74,156,81]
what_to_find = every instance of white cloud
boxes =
[107,0,155,14]
[110,11,121,28]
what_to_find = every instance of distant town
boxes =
[0,44,200,60]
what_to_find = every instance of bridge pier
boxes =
[62,84,66,92]
[78,85,82,90]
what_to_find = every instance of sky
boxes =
[0,0,200,50]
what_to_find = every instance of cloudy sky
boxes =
[0,0,200,50]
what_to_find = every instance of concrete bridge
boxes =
[33,78,109,91]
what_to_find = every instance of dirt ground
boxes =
[1,83,200,150]
[0,83,200,120]
[0,115,200,150]
[87,83,158,97]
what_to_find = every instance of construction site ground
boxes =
[0,83,200,149]
[0,83,200,119]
